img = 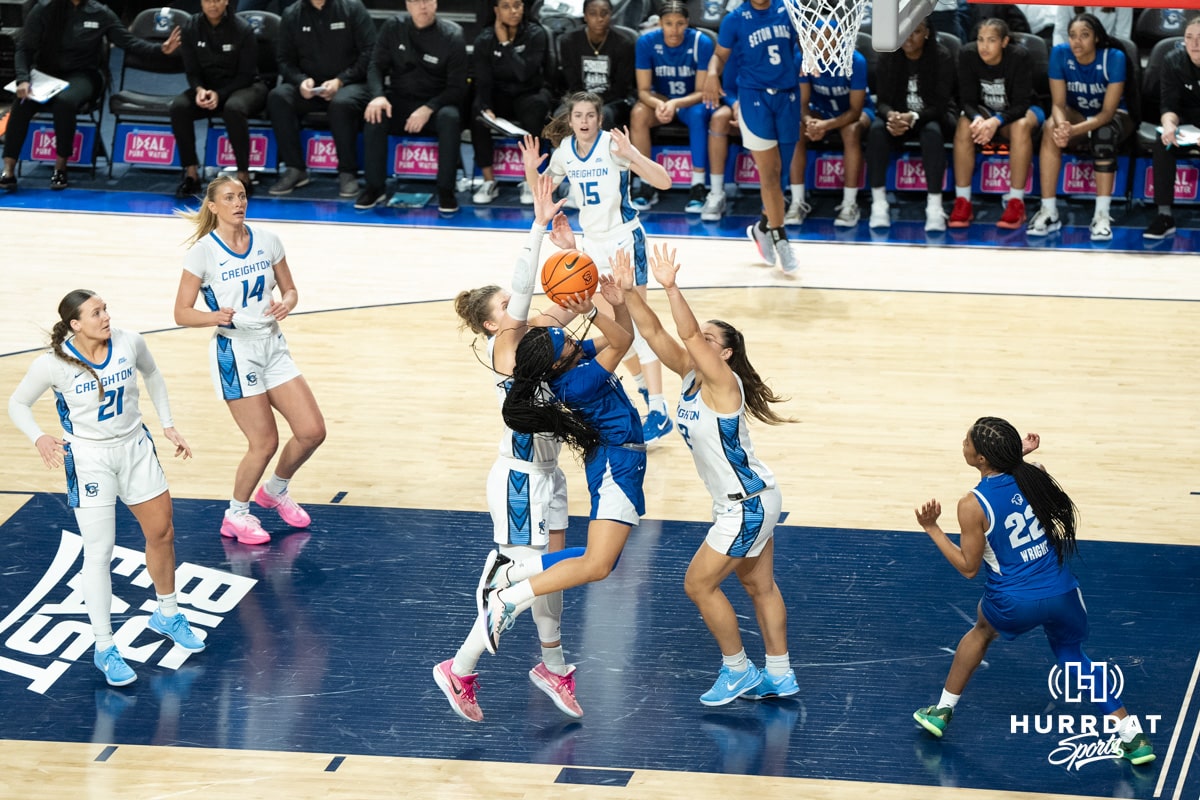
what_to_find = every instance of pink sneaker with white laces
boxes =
[432,659,483,722]
[529,663,583,718]
[220,511,271,545]
[254,486,311,528]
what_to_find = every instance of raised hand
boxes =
[597,272,625,306]
[609,247,634,290]
[520,134,547,173]
[533,171,567,226]
[914,499,942,530]
[648,242,679,289]
[548,212,578,250]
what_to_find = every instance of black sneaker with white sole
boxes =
[354,186,386,209]
[1142,213,1176,239]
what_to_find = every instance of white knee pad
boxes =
[74,505,117,636]
[532,592,563,644]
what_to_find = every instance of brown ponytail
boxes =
[51,290,104,399]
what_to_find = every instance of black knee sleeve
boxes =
[1089,123,1118,164]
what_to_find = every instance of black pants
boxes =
[363,97,461,193]
[3,70,101,161]
[169,82,268,171]
[866,115,952,192]
[471,89,551,170]
[267,82,372,173]
[1151,134,1200,210]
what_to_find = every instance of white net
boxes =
[779,0,870,78]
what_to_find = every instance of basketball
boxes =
[541,250,599,307]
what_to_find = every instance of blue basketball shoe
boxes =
[94,646,137,687]
[700,662,764,706]
[148,610,206,651]
[642,410,673,445]
[741,668,799,700]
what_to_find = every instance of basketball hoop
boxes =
[780,0,869,77]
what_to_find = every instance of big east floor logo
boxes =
[0,530,257,694]
[1009,661,1160,770]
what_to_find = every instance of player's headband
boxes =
[547,327,567,362]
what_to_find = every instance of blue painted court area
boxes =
[0,493,1196,797]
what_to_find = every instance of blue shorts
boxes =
[738,87,801,148]
[981,586,1089,646]
[584,444,646,525]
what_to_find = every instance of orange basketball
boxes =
[541,249,599,307]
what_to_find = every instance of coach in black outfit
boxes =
[171,0,267,199]
[355,0,467,213]
[1144,13,1200,240]
[267,0,377,198]
[0,0,181,192]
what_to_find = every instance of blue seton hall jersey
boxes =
[549,351,643,447]
[182,225,288,337]
[547,131,638,238]
[802,50,874,118]
[636,28,715,99]
[1048,44,1127,115]
[489,335,565,465]
[718,0,800,92]
[971,473,1078,600]
[675,371,776,503]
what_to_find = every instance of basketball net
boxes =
[780,0,870,77]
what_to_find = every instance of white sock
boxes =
[228,499,250,516]
[692,171,706,187]
[157,592,179,617]
[722,649,749,672]
[1158,205,1172,216]
[955,185,971,201]
[1116,714,1142,742]
[1041,197,1058,216]
[452,623,490,674]
[711,174,725,195]
[842,186,858,207]
[939,689,961,709]
[264,473,289,496]
[792,184,806,205]
[1095,195,1112,215]
[1009,187,1025,201]
[498,580,537,609]
[633,372,647,395]
[764,652,791,676]
[871,187,887,205]
[927,192,942,208]
[541,645,571,676]
[94,633,115,652]
[650,393,667,416]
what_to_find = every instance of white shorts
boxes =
[582,224,649,286]
[210,330,302,401]
[486,457,569,547]
[63,428,168,509]
[705,485,782,559]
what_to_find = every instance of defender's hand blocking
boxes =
[533,172,567,226]
[548,212,578,250]
[520,135,547,173]
[648,243,680,289]
[609,248,634,291]
[597,273,625,306]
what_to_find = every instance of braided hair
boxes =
[51,290,104,400]
[659,0,688,19]
[707,320,794,425]
[969,416,1078,564]
[501,327,600,458]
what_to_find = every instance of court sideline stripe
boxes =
[1155,649,1200,798]
[1169,702,1200,800]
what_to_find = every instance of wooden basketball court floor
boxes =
[0,206,1198,799]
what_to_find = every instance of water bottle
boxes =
[154,6,172,34]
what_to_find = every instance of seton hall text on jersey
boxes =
[747,24,793,49]
[1066,80,1107,97]
[75,366,135,394]
[654,64,696,78]
[220,258,272,283]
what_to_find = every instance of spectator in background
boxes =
[1029,13,1129,242]
[629,1,714,212]
[789,43,874,228]
[949,18,1042,230]
[267,0,377,199]
[696,47,741,223]
[171,0,267,199]
[559,0,637,130]
[469,0,552,206]
[1144,13,1200,240]
[866,18,957,232]
[355,0,467,212]
[1,0,181,192]
[1053,6,1132,47]
[928,0,969,43]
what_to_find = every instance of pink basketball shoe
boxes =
[254,486,311,528]
[529,663,583,718]
[220,511,271,545]
[433,660,483,722]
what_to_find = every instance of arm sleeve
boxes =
[132,334,175,429]
[8,357,54,445]
[507,224,547,322]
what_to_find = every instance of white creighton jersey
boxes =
[547,131,638,238]
[183,225,287,337]
[488,336,561,465]
[676,370,776,503]
[20,329,152,443]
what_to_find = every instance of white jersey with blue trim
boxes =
[182,225,287,337]
[487,336,561,465]
[547,131,638,238]
[675,370,776,503]
[25,329,150,444]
